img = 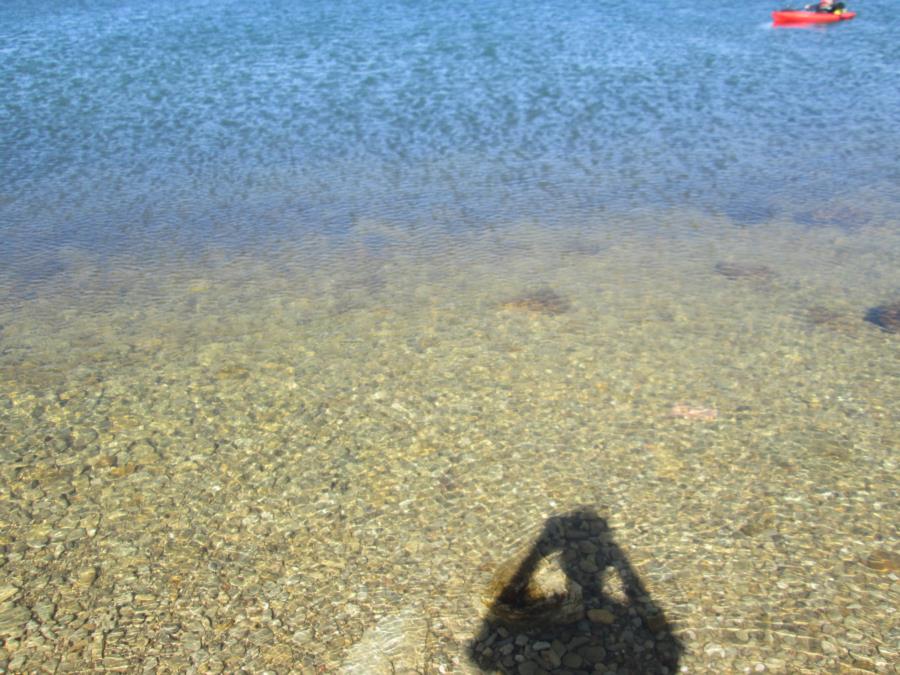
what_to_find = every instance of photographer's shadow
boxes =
[469,508,681,674]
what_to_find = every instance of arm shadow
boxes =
[468,507,682,674]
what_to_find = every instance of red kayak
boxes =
[772,9,856,25]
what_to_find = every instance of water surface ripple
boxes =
[2,0,898,261]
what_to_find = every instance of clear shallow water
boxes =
[1,1,899,673]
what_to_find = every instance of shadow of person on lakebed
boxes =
[469,508,681,674]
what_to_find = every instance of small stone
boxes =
[533,641,551,651]
[249,627,274,645]
[863,549,900,573]
[0,604,31,638]
[821,640,838,655]
[644,613,667,633]
[74,567,97,589]
[577,645,606,662]
[291,629,312,645]
[587,608,615,624]
[0,586,19,604]
[182,633,202,653]
[33,601,55,623]
[733,629,751,643]
[65,528,87,543]
[541,649,561,668]
[704,642,726,658]
[80,513,100,537]
[563,652,584,668]
[579,557,599,573]
[25,528,50,549]
[517,661,544,675]
[669,403,718,422]
[715,262,774,281]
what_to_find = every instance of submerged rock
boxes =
[794,205,871,229]
[669,404,718,422]
[341,607,428,674]
[803,306,859,334]
[724,202,778,226]
[864,301,900,333]
[714,262,774,281]
[500,288,571,316]
[863,549,900,574]
[485,550,584,626]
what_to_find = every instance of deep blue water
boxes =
[2,0,899,262]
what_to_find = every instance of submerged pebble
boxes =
[0,223,896,673]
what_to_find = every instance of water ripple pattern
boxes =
[2,0,899,261]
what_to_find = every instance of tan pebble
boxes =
[75,567,98,588]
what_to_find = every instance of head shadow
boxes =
[468,508,681,674]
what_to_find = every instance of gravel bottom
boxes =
[0,215,897,673]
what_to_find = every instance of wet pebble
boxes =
[587,608,615,624]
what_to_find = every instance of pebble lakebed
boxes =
[0,218,898,673]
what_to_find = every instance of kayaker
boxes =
[809,0,846,12]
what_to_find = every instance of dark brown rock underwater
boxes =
[864,300,900,333]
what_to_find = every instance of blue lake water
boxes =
[2,0,898,264]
